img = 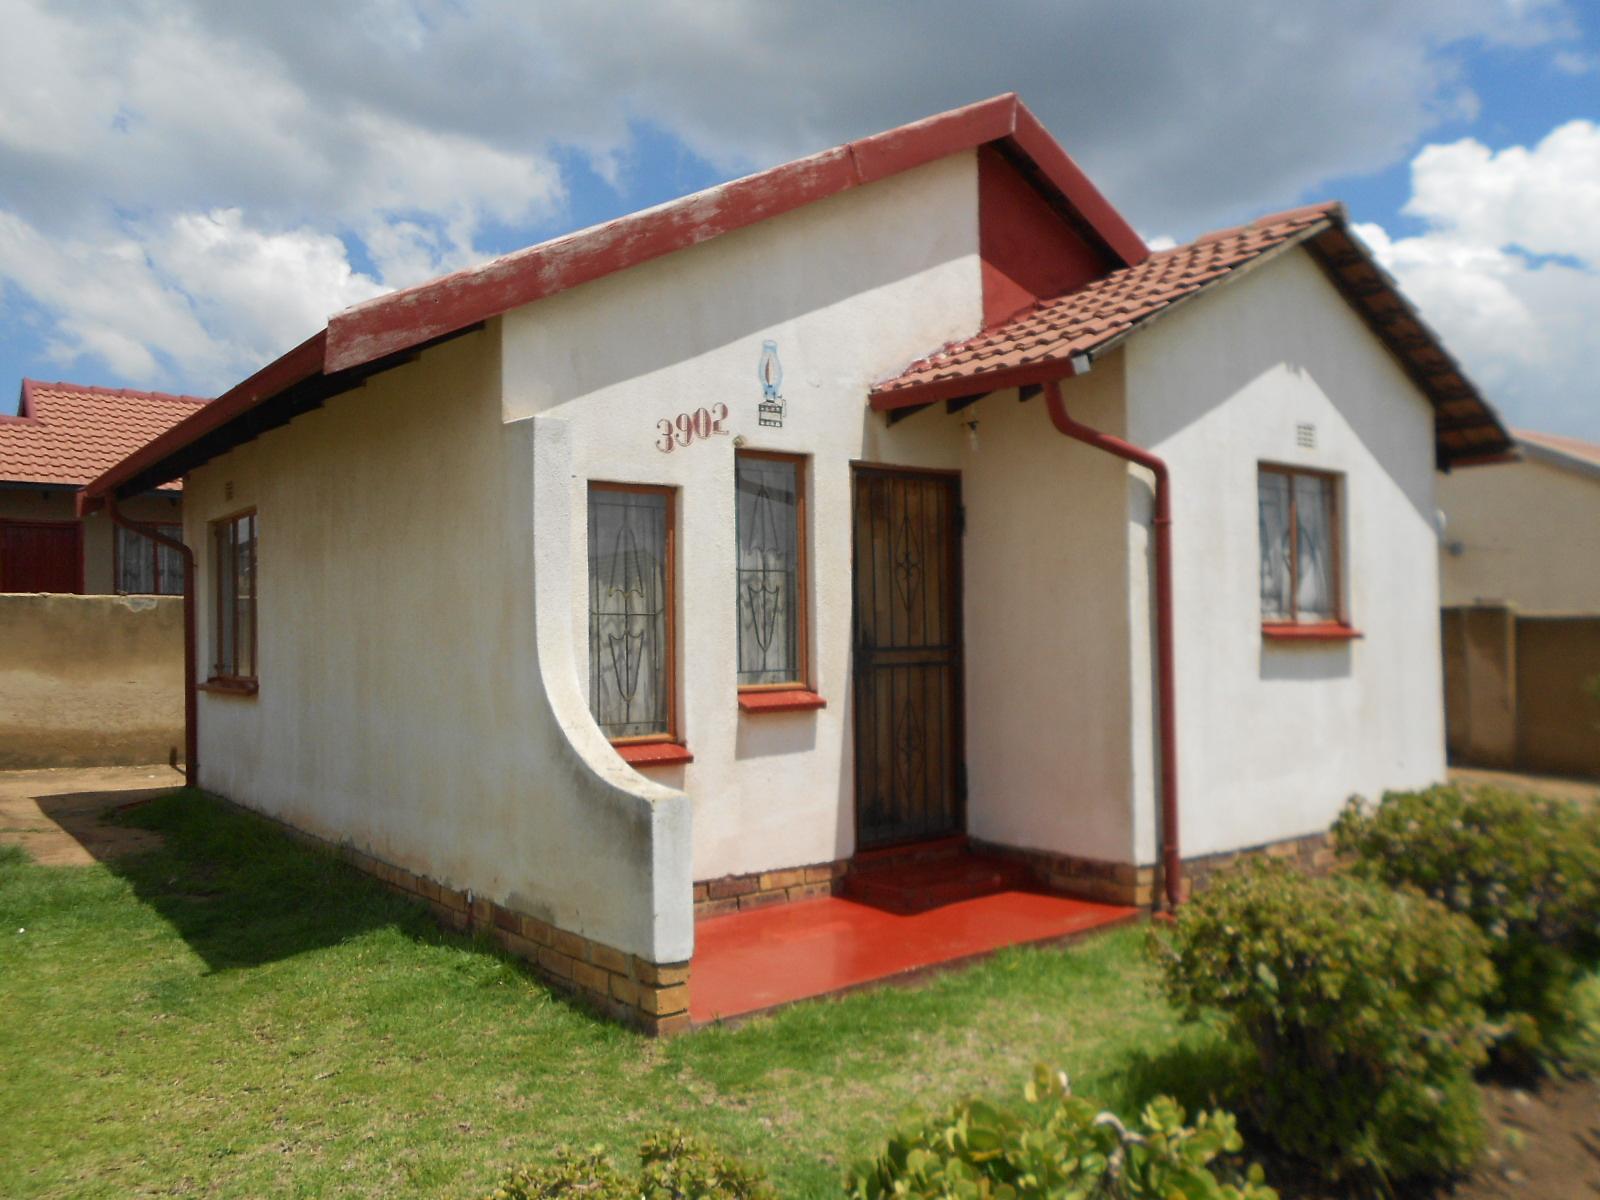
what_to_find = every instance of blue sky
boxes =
[1,1,1596,436]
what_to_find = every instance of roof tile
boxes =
[871,204,1340,398]
[1515,429,1600,471]
[0,381,210,490]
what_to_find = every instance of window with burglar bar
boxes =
[735,451,807,688]
[587,484,675,740]
[1258,465,1342,625]
[211,511,257,681]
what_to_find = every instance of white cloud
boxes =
[1355,120,1600,439]
[0,207,386,388]
[0,0,1589,397]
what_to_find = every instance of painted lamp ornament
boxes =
[757,340,785,428]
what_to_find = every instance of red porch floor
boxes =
[690,889,1139,1025]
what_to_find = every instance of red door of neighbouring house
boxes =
[0,520,83,593]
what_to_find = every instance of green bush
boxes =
[847,1064,1275,1200]
[481,1129,776,1200]
[1334,785,1600,1063]
[1153,859,1493,1185]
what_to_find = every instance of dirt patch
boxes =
[0,764,181,865]
[1267,1075,1600,1198]
[1449,1076,1600,1200]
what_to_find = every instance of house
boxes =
[1,380,205,593]
[1436,430,1600,778]
[80,95,1510,1031]
[1439,429,1600,612]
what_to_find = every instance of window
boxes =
[1258,465,1342,626]
[735,451,808,689]
[116,524,184,595]
[211,511,257,683]
[587,484,675,741]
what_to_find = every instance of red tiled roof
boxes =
[0,380,209,491]
[872,203,1339,402]
[869,201,1513,465]
[1515,429,1600,472]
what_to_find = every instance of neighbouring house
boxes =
[1437,429,1600,778]
[80,94,1511,1031]
[1,380,205,593]
[1439,429,1600,612]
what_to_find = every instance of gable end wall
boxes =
[1125,247,1445,862]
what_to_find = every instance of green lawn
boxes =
[0,791,1229,1200]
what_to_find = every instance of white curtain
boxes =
[117,526,155,594]
[119,524,184,595]
[735,457,799,685]
[1294,474,1334,620]
[155,529,184,595]
[1258,471,1293,621]
[588,489,670,738]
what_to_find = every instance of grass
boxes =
[0,790,1228,1200]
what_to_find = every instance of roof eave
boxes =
[1516,438,1600,481]
[78,330,327,514]
[870,221,1332,411]
[323,93,1149,375]
[869,208,1515,470]
[79,95,1151,509]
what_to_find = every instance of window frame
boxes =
[1258,462,1348,632]
[114,521,185,596]
[734,449,811,695]
[586,481,679,746]
[207,508,258,690]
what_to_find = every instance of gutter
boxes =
[105,496,198,786]
[1043,373,1182,909]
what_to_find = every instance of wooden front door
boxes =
[851,467,964,849]
[0,519,83,593]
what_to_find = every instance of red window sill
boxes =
[738,689,826,714]
[614,741,694,767]
[1261,623,1363,642]
[200,677,259,696]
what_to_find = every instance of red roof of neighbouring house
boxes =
[869,202,1513,465]
[1515,429,1600,476]
[80,93,1149,507]
[0,380,209,491]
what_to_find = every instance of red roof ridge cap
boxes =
[333,93,1029,332]
[1187,201,1345,248]
[22,377,213,406]
[1253,200,1345,227]
[21,377,214,406]
[331,92,1024,336]
[324,93,1147,374]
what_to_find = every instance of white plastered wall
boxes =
[502,153,984,882]
[1438,456,1600,612]
[1125,247,1447,862]
[186,329,692,964]
[959,355,1139,864]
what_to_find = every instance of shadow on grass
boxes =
[94,788,447,971]
[1102,1026,1251,1116]
[96,788,572,1000]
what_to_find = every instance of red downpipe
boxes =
[105,496,198,787]
[1044,378,1181,909]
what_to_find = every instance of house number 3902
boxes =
[655,403,731,452]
